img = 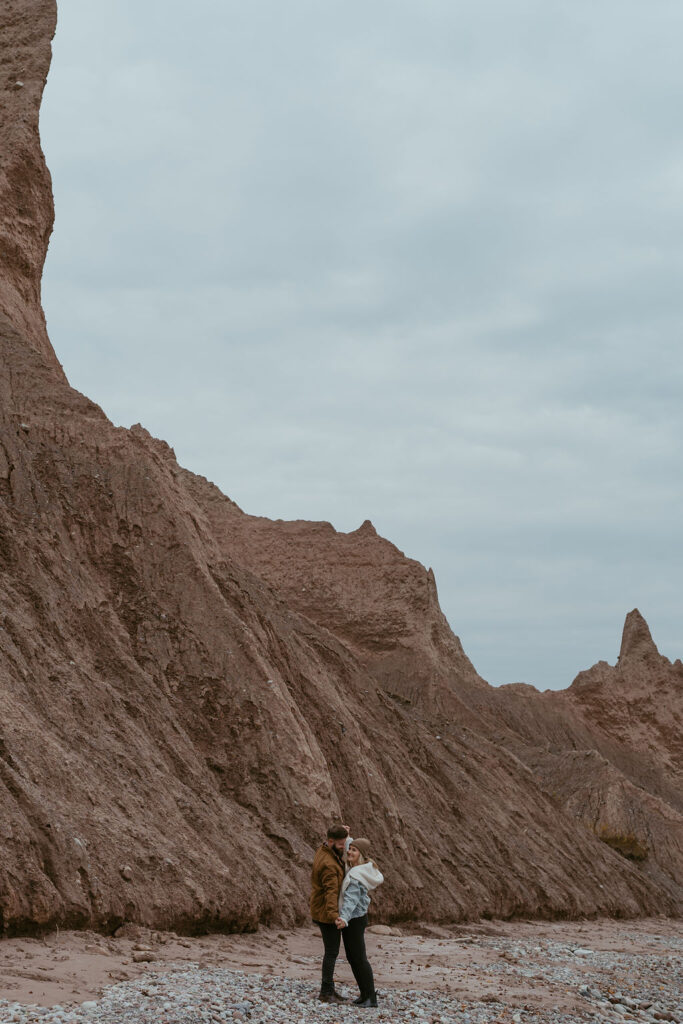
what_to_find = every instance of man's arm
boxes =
[320,863,341,921]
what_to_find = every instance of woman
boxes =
[335,837,383,1008]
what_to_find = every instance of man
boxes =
[310,823,351,1003]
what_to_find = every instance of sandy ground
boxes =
[0,917,680,1016]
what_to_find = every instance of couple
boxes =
[310,823,384,1008]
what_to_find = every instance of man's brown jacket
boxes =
[310,843,345,924]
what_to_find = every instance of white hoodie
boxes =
[338,861,384,923]
[340,861,384,897]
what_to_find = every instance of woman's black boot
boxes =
[358,992,378,1007]
[353,993,367,1004]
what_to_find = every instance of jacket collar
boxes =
[322,841,344,866]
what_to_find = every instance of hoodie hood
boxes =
[344,861,384,892]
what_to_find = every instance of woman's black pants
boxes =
[315,915,375,997]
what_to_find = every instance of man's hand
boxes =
[335,917,347,929]
[342,824,351,835]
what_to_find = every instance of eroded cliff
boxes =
[0,0,680,936]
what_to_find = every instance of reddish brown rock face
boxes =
[0,0,62,371]
[0,1,680,936]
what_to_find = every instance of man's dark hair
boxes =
[327,824,348,840]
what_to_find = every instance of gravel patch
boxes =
[0,923,680,1024]
[0,956,680,1024]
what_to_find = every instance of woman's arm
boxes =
[338,878,364,925]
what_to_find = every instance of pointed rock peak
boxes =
[355,519,377,536]
[618,609,659,664]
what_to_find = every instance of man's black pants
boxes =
[315,915,375,997]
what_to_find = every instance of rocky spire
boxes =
[0,0,64,374]
[617,609,660,665]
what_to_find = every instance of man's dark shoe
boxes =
[358,992,378,1007]
[318,991,347,1004]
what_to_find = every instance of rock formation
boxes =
[193,493,683,912]
[0,0,61,369]
[0,0,680,937]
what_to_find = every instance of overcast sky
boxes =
[40,1,683,689]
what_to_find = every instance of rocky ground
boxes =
[0,918,680,1024]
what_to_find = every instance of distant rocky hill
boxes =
[0,0,680,937]
[192,495,682,911]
